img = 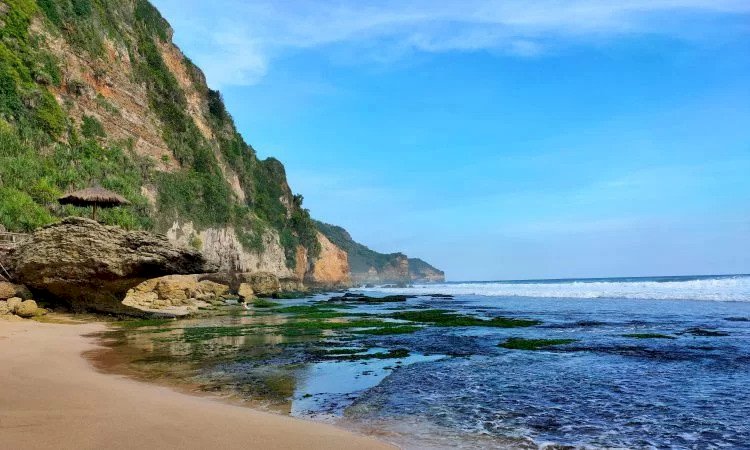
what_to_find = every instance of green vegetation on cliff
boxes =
[0,0,319,266]
[315,220,403,274]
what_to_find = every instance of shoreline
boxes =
[0,319,395,450]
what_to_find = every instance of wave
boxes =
[360,275,750,302]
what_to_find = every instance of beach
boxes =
[0,320,393,450]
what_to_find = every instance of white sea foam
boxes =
[361,276,750,302]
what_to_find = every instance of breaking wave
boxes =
[364,275,750,302]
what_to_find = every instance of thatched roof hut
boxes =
[58,187,130,220]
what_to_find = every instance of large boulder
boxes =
[15,299,38,318]
[6,297,22,313]
[11,217,216,315]
[0,300,9,315]
[244,272,280,297]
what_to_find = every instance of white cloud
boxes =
[152,0,750,87]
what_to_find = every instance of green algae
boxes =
[253,299,281,308]
[391,309,541,328]
[499,337,577,350]
[312,347,365,356]
[623,333,676,339]
[271,292,312,299]
[277,304,354,314]
[352,325,423,335]
[114,318,174,329]
[324,348,411,361]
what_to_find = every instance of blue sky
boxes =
[151,0,750,281]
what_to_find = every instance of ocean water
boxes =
[104,274,750,449]
[367,274,750,302]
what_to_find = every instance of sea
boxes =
[102,274,750,449]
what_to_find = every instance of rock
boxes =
[0,281,32,300]
[246,272,280,297]
[0,282,15,300]
[123,275,230,312]
[0,300,9,315]
[6,297,22,313]
[237,283,255,301]
[197,280,229,298]
[11,217,216,315]
[154,275,194,305]
[15,299,37,318]
[305,231,351,288]
[0,283,32,300]
[13,284,33,300]
[279,277,305,292]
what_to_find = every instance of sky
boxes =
[151,0,750,281]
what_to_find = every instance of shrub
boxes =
[0,187,56,232]
[81,115,105,139]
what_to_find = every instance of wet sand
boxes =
[0,320,394,450]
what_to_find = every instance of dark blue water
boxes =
[339,293,750,448]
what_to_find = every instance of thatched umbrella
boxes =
[58,187,130,221]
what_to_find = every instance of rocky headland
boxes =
[0,0,442,298]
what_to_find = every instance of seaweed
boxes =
[253,299,280,308]
[499,337,577,350]
[114,318,174,329]
[391,309,540,328]
[623,333,676,340]
[352,325,423,335]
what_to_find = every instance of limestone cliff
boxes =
[315,221,445,285]
[0,0,351,288]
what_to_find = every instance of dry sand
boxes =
[0,320,394,450]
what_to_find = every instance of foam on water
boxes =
[362,275,750,302]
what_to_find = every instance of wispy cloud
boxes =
[152,0,750,86]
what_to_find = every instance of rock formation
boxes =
[0,0,441,291]
[11,218,215,314]
[315,221,445,285]
[305,232,352,288]
[0,298,43,320]
[123,275,230,315]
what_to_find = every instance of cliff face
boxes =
[315,221,445,285]
[408,258,446,283]
[0,0,351,287]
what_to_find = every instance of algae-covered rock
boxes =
[15,299,38,318]
[11,218,216,315]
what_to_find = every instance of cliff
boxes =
[315,221,445,285]
[0,0,440,289]
[0,0,349,287]
[408,258,446,283]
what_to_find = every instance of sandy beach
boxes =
[0,320,393,450]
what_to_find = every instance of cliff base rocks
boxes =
[11,218,216,315]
